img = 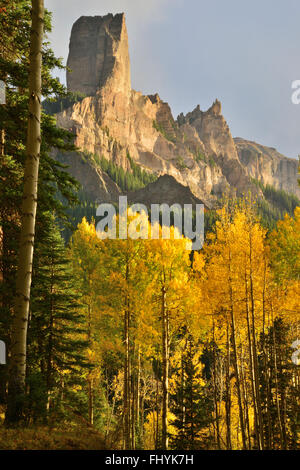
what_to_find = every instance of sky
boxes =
[45,0,300,159]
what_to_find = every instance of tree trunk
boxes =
[212,322,221,449]
[136,346,141,444]
[87,301,94,426]
[6,0,44,424]
[123,305,131,448]
[228,247,247,449]
[131,355,135,449]
[249,236,264,449]
[181,350,186,432]
[0,73,6,156]
[225,322,232,450]
[271,306,285,449]
[46,284,54,414]
[245,272,259,448]
[123,259,131,449]
[88,378,94,425]
[261,257,273,449]
[240,343,251,449]
[155,374,159,449]
[161,282,169,450]
[0,129,5,156]
[230,307,247,449]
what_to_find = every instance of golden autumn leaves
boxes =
[68,203,299,449]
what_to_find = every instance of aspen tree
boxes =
[6,0,44,423]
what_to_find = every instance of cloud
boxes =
[44,0,300,157]
[45,0,175,64]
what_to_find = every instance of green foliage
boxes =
[27,214,88,422]
[170,336,214,450]
[194,150,207,164]
[208,155,216,168]
[59,190,98,242]
[0,1,80,222]
[42,91,87,115]
[263,184,299,214]
[252,178,299,214]
[152,120,175,142]
[59,152,157,241]
[152,119,163,134]
[258,318,299,449]
[126,153,157,187]
[84,151,157,192]
[268,207,300,282]
[204,210,218,236]
[192,150,216,168]
[0,0,80,417]
[176,156,188,170]
[251,178,300,230]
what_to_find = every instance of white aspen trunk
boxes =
[6,0,44,423]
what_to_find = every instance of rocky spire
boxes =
[57,15,299,204]
[207,99,222,115]
[66,13,131,96]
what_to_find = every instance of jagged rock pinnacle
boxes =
[208,99,222,115]
[56,15,300,204]
[67,13,131,96]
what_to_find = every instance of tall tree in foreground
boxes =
[195,203,268,449]
[27,214,88,422]
[170,335,214,450]
[93,212,152,450]
[69,218,100,426]
[6,0,44,423]
[147,229,192,450]
[0,0,79,416]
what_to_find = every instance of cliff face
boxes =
[57,151,121,203]
[56,14,299,205]
[67,14,131,97]
[235,138,300,198]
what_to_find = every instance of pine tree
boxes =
[7,0,45,423]
[258,317,299,449]
[0,0,80,423]
[27,214,88,422]
[170,335,214,450]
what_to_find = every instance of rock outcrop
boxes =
[57,151,121,202]
[178,101,258,197]
[235,138,300,198]
[67,14,131,97]
[56,14,299,206]
[127,174,207,209]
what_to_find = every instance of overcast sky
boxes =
[45,0,300,159]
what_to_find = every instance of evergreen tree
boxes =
[170,336,214,450]
[27,214,88,422]
[258,318,299,449]
[7,0,45,423]
[0,0,80,421]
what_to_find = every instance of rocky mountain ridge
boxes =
[55,13,299,206]
[235,138,299,196]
